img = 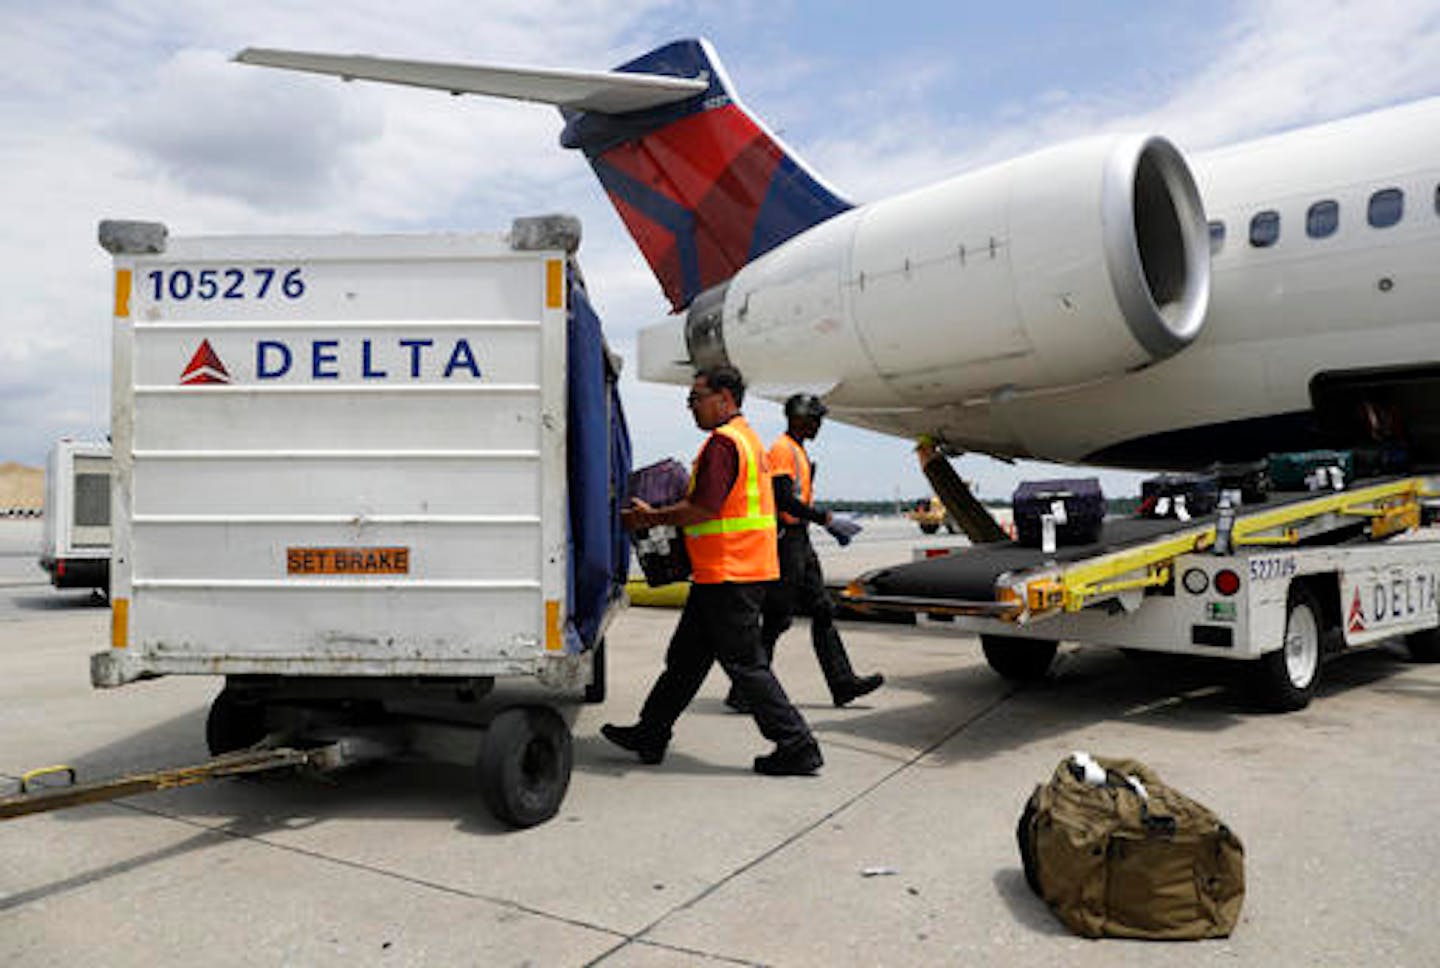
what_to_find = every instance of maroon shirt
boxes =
[689,424,739,515]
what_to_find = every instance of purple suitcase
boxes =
[627,458,690,507]
[626,459,692,585]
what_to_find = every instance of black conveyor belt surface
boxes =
[861,518,1205,601]
[860,485,1387,602]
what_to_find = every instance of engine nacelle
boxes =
[642,134,1209,409]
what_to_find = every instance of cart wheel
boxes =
[478,706,572,828]
[1255,584,1323,711]
[206,689,269,755]
[1404,627,1440,662]
[583,638,607,704]
[981,635,1058,681]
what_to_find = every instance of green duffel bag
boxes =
[1016,754,1245,940]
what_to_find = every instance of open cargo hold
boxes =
[90,217,629,827]
[39,438,112,591]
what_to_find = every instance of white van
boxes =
[39,438,111,592]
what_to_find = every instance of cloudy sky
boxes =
[4,1,1440,499]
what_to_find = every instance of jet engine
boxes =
[640,134,1210,410]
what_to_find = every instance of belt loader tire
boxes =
[1254,584,1324,712]
[1404,627,1440,662]
[981,635,1058,681]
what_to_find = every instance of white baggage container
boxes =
[91,217,622,826]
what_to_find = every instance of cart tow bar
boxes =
[0,744,349,820]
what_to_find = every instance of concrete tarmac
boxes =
[3,518,1439,966]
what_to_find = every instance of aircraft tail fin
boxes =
[561,39,852,310]
[236,38,851,310]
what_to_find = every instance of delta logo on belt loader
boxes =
[177,338,484,384]
[1345,573,1439,635]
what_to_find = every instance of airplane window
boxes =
[1306,200,1339,238]
[1249,210,1280,248]
[1368,188,1403,228]
[1208,220,1225,254]
[1434,183,1439,216]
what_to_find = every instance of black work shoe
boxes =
[723,692,752,714]
[753,739,823,776]
[832,673,884,707]
[601,723,667,765]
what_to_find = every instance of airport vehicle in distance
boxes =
[906,497,957,536]
[236,38,1440,472]
[90,217,628,827]
[38,437,110,592]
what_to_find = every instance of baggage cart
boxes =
[84,217,629,826]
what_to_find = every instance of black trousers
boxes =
[640,581,812,749]
[760,526,860,694]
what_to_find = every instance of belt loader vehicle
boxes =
[847,476,1440,711]
[53,217,632,828]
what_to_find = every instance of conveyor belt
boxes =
[860,517,1206,601]
[858,485,1397,603]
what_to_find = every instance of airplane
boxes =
[235,39,1440,472]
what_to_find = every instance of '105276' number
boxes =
[146,267,306,301]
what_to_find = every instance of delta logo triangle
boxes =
[180,340,231,385]
[1346,586,1366,634]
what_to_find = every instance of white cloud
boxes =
[3,1,1439,500]
[118,49,383,208]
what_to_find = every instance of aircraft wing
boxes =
[233,48,708,113]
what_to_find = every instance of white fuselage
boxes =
[842,98,1440,466]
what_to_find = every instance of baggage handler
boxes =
[604,366,823,776]
[725,393,883,711]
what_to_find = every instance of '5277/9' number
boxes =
[145,267,306,302]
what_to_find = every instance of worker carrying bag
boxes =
[1016,753,1245,940]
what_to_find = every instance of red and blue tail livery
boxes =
[559,40,852,310]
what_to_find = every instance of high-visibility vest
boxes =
[683,415,780,584]
[768,433,813,526]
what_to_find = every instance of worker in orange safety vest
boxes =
[604,365,822,776]
[725,393,883,712]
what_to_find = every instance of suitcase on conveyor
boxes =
[627,459,692,586]
[1212,460,1271,505]
[1138,473,1219,519]
[1266,449,1354,491]
[1012,478,1105,548]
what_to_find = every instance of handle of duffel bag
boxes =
[1103,768,1178,836]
